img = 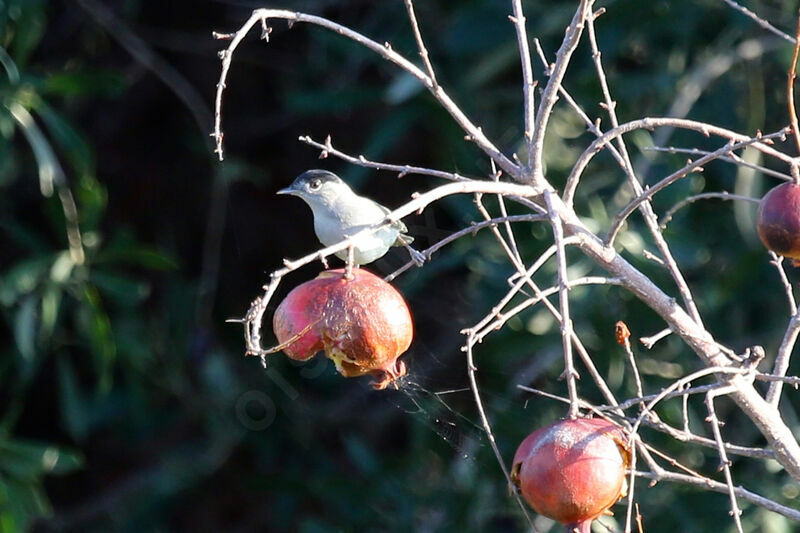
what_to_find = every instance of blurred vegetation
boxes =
[0,0,799,531]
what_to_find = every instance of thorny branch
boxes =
[218,0,800,528]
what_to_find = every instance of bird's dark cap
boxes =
[277,169,342,195]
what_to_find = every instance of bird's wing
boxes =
[378,204,408,233]
[378,204,413,247]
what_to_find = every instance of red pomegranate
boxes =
[756,182,800,260]
[272,268,413,389]
[511,418,629,532]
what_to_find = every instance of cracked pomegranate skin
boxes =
[756,183,800,260]
[272,268,412,388]
[512,418,627,530]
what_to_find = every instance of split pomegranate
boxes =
[272,268,413,389]
[511,418,629,532]
[756,182,800,260]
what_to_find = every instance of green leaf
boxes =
[90,269,150,307]
[5,101,63,197]
[0,438,82,479]
[57,357,89,442]
[12,295,37,362]
[0,220,48,255]
[35,102,94,179]
[0,139,19,186]
[38,284,61,342]
[0,477,50,532]
[94,246,179,271]
[40,70,127,99]
[7,0,46,66]
[0,255,50,305]
[75,175,107,234]
[77,285,116,392]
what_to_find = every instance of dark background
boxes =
[1,0,799,531]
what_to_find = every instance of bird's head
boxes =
[277,169,352,208]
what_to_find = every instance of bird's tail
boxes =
[394,233,414,247]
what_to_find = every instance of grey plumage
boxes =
[278,170,419,265]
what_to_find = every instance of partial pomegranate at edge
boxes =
[756,182,800,260]
[511,418,629,533]
[272,268,413,389]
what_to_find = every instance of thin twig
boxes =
[720,0,795,44]
[788,8,800,164]
[510,0,536,164]
[639,328,672,349]
[212,9,521,180]
[617,322,644,406]
[766,307,800,406]
[644,146,793,182]
[384,214,546,282]
[545,190,580,418]
[403,0,437,88]
[607,128,790,245]
[768,252,798,316]
[299,135,470,181]
[659,191,759,229]
[563,118,792,206]
[529,0,589,185]
[473,276,622,344]
[586,9,705,328]
[636,470,800,521]
[705,387,745,533]
[464,332,538,530]
[489,160,524,266]
[519,383,776,459]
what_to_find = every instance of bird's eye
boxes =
[309,179,322,191]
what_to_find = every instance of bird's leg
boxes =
[404,243,426,267]
[320,256,329,269]
[344,245,356,280]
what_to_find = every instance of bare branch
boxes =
[586,10,705,327]
[788,9,800,163]
[766,308,800,406]
[546,192,800,480]
[720,0,796,44]
[659,191,759,229]
[529,0,589,184]
[645,468,800,521]
[510,0,536,163]
[768,253,797,317]
[705,388,745,532]
[563,118,792,206]
[212,9,521,179]
[464,332,538,530]
[403,0,437,87]
[545,190,580,418]
[607,128,790,245]
[298,134,470,181]
[384,213,546,282]
[645,146,793,181]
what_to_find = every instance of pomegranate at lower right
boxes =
[756,182,800,260]
[511,418,629,532]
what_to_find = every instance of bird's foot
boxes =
[407,246,426,267]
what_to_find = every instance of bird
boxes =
[277,169,424,266]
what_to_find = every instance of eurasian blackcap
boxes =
[278,169,422,266]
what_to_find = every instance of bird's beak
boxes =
[277,186,297,196]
